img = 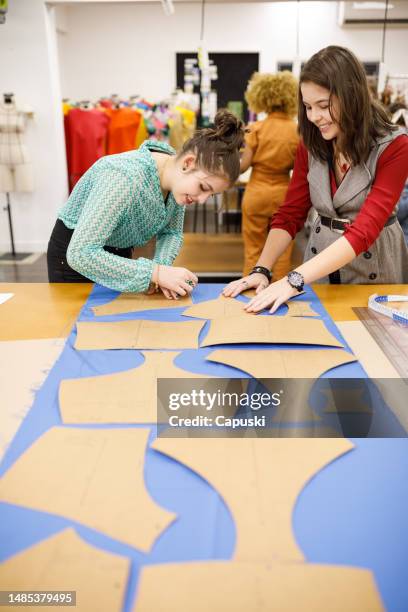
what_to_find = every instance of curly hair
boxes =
[245,71,298,117]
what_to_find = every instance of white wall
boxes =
[58,1,408,101]
[0,0,68,253]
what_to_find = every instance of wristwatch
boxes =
[249,266,272,282]
[286,270,304,292]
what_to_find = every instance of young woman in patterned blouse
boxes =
[47,109,244,299]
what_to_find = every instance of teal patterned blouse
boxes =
[58,140,185,293]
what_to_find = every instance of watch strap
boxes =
[249,266,272,282]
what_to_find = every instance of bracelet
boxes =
[249,266,272,282]
[368,294,408,324]
[155,264,160,292]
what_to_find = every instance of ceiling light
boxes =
[352,2,394,9]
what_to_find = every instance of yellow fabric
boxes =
[135,118,148,150]
[169,108,196,152]
[175,106,196,126]
[62,102,72,116]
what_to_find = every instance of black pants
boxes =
[47,219,132,283]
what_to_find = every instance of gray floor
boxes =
[0,253,49,282]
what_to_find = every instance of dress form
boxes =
[0,93,34,193]
[0,93,34,260]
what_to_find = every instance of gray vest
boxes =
[304,127,408,283]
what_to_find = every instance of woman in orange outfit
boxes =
[240,71,299,279]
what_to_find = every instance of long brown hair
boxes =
[179,109,245,185]
[299,45,397,165]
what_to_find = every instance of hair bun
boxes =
[210,109,245,151]
[179,108,246,184]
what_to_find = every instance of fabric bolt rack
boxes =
[64,107,110,192]
[64,103,146,192]
[63,97,196,192]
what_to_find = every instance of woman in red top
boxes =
[224,46,408,312]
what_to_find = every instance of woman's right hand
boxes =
[153,264,198,298]
[222,273,269,298]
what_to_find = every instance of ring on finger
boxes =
[186,279,195,287]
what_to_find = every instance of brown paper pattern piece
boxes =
[134,560,383,612]
[75,319,205,350]
[242,289,306,300]
[322,388,372,414]
[152,437,353,562]
[206,348,356,379]
[206,349,357,424]
[60,351,209,424]
[284,301,319,317]
[182,295,247,320]
[0,337,65,463]
[201,316,343,348]
[0,528,129,612]
[92,292,193,316]
[60,351,243,425]
[0,428,175,551]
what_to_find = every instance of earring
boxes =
[183,166,187,172]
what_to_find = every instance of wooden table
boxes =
[314,283,408,322]
[0,283,92,341]
[2,283,407,339]
[2,282,407,378]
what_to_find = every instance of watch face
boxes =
[288,271,303,288]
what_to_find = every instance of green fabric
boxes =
[58,140,185,292]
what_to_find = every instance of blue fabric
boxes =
[0,283,406,611]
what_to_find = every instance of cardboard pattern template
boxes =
[201,316,343,348]
[152,437,354,562]
[134,560,383,612]
[206,348,357,379]
[0,427,175,551]
[0,528,129,612]
[284,301,319,317]
[75,319,205,350]
[182,295,248,320]
[60,351,210,424]
[205,348,358,425]
[92,292,193,316]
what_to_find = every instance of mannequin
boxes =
[0,93,34,258]
[0,93,34,193]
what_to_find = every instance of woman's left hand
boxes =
[144,284,180,299]
[244,277,298,313]
[161,287,180,300]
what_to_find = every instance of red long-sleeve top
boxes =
[271,135,408,255]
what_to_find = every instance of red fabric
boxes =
[64,108,110,192]
[271,135,408,255]
[105,108,142,155]
[99,99,114,109]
